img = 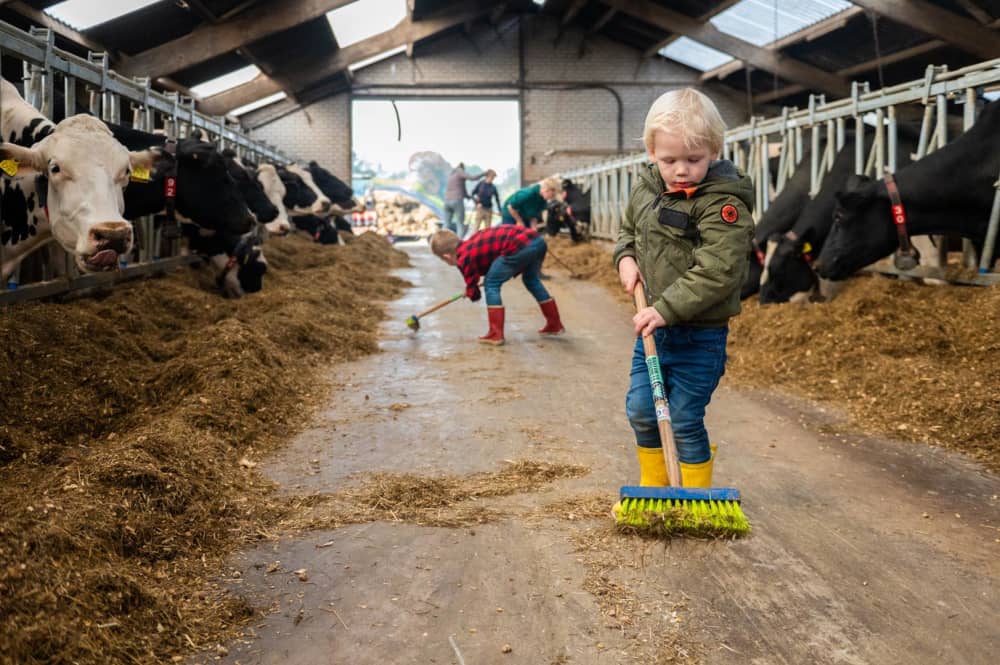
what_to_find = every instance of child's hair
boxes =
[430,229,461,257]
[484,168,496,178]
[643,88,726,156]
[540,176,562,193]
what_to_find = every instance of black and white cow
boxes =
[106,123,255,237]
[286,164,331,216]
[105,124,267,297]
[254,163,293,235]
[220,150,279,228]
[1,78,155,281]
[816,100,1000,281]
[275,165,318,216]
[741,146,814,299]
[308,160,363,214]
[759,128,919,303]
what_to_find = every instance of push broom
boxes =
[615,286,750,537]
[405,292,464,331]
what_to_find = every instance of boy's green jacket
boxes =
[612,160,754,327]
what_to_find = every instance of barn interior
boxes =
[1,2,999,665]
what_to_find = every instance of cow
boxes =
[758,128,919,303]
[220,150,279,229]
[816,100,1000,281]
[105,123,255,237]
[556,177,591,241]
[285,163,331,216]
[275,165,318,215]
[289,214,340,245]
[308,160,363,214]
[1,78,155,281]
[741,146,814,299]
[254,163,293,235]
[183,226,268,298]
[545,197,583,242]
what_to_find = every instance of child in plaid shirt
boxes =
[430,226,564,345]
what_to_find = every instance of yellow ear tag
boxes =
[801,241,813,254]
[0,159,19,176]
[130,165,151,183]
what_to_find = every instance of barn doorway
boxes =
[350,98,520,233]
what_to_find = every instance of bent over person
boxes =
[430,226,564,345]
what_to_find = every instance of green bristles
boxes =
[615,497,750,537]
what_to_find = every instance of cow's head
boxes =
[222,152,278,224]
[276,166,318,215]
[815,175,894,280]
[254,164,292,235]
[308,161,361,214]
[758,231,818,304]
[292,214,339,244]
[0,115,147,273]
[286,164,332,215]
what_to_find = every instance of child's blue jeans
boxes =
[483,236,551,306]
[625,325,728,464]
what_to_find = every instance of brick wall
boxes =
[248,14,749,183]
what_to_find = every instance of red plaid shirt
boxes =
[455,225,538,301]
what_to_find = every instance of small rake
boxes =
[405,292,464,331]
[545,249,586,279]
[615,286,749,537]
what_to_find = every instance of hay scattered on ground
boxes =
[566,239,1000,472]
[283,460,590,530]
[570,527,704,664]
[545,237,628,300]
[0,232,408,664]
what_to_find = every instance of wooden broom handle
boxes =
[633,286,683,487]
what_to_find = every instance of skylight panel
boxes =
[711,0,853,47]
[45,0,163,31]
[659,37,734,72]
[230,92,288,117]
[327,0,407,47]
[190,65,262,99]
[348,46,406,73]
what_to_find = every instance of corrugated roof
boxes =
[658,0,853,72]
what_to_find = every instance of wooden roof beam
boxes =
[118,0,356,79]
[700,6,865,82]
[642,0,743,58]
[4,0,198,98]
[562,0,587,26]
[605,0,850,98]
[199,1,496,116]
[849,0,998,60]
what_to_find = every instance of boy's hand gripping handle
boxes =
[633,286,683,487]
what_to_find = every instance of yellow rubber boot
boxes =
[636,446,668,486]
[614,446,669,521]
[679,455,714,488]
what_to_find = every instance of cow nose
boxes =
[90,221,133,253]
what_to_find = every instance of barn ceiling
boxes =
[0,0,996,123]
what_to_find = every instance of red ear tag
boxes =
[721,204,739,223]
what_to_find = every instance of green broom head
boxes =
[615,486,750,537]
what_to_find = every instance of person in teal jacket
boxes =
[501,176,561,228]
[611,88,754,506]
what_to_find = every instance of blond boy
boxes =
[612,88,753,498]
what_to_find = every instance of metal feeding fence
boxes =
[0,20,295,305]
[562,58,1000,285]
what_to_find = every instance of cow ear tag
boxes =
[130,165,151,182]
[801,241,813,254]
[0,159,19,176]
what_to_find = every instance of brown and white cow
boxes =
[1,78,155,279]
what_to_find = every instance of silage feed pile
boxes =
[546,237,1000,472]
[0,233,409,665]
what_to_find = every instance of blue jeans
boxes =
[625,325,728,464]
[443,199,466,237]
[484,236,551,307]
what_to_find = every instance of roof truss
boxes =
[604,0,851,98]
[849,0,998,60]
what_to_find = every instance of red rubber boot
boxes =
[537,299,565,335]
[478,306,505,345]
